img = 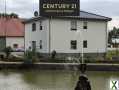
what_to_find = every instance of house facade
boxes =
[0,16,24,51]
[24,11,111,57]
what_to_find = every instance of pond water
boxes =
[0,70,119,90]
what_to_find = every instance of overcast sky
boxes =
[0,0,119,30]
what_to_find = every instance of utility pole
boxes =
[4,0,7,48]
[5,0,6,14]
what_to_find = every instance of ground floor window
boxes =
[32,41,36,51]
[83,40,87,48]
[71,40,77,49]
[13,44,18,48]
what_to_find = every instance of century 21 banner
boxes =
[40,0,80,16]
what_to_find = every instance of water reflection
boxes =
[0,70,119,90]
[22,70,78,90]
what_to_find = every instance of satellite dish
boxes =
[34,11,39,17]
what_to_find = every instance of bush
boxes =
[3,46,12,58]
[24,49,41,64]
[24,50,35,64]
[106,50,119,60]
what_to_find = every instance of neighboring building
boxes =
[111,37,119,48]
[24,11,111,57]
[0,16,24,51]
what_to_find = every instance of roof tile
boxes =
[0,18,24,37]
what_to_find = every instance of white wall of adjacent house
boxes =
[50,19,107,53]
[25,18,107,54]
[25,19,49,53]
[6,37,24,50]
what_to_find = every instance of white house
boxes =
[0,16,24,51]
[24,11,111,57]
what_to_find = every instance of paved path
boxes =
[0,61,119,66]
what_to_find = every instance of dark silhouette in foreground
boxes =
[51,50,56,59]
[75,74,91,90]
[75,64,91,90]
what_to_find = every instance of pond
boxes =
[0,70,118,90]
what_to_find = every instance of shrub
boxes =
[106,50,119,60]
[24,49,34,64]
[3,46,12,58]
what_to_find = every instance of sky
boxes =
[0,0,119,30]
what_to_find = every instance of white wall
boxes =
[6,37,24,49]
[50,19,107,53]
[25,19,49,53]
[25,18,107,54]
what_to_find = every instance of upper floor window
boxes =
[71,40,77,49]
[83,22,88,29]
[40,21,43,30]
[83,40,87,48]
[71,20,77,30]
[32,23,36,31]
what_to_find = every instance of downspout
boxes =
[49,17,51,56]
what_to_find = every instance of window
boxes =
[40,21,43,30]
[71,40,77,49]
[32,23,36,31]
[32,41,36,51]
[13,44,18,48]
[83,22,88,29]
[71,20,77,30]
[39,40,42,49]
[83,40,87,48]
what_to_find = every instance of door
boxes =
[32,41,36,52]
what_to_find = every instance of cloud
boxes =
[0,0,39,18]
[0,0,119,18]
[108,17,119,30]
[81,1,119,17]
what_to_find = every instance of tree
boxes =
[0,13,19,18]
[108,27,119,44]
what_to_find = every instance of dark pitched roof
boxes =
[24,10,112,23]
[65,11,112,21]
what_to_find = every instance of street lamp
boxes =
[75,24,91,90]
[76,26,84,64]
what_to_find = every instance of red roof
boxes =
[0,18,24,37]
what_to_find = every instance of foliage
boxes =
[24,49,40,64]
[0,13,18,18]
[106,50,119,60]
[108,27,119,44]
[24,50,34,64]
[3,46,13,58]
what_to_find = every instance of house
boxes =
[24,11,111,58]
[0,15,24,51]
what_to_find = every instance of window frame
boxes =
[32,41,36,51]
[83,40,87,48]
[71,20,77,31]
[13,44,18,48]
[71,40,77,50]
[32,23,36,31]
[83,21,88,29]
[40,21,43,30]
